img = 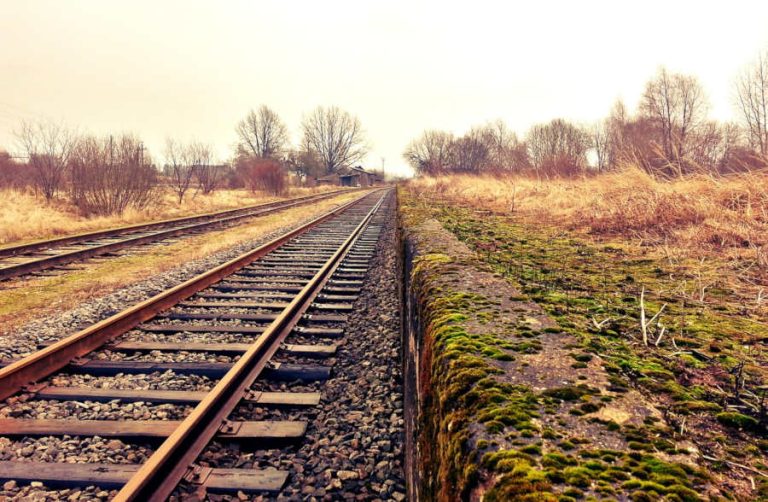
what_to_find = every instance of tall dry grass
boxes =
[0,185,335,245]
[408,167,768,264]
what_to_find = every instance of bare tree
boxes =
[451,127,490,173]
[404,123,529,175]
[301,106,368,174]
[694,122,720,170]
[190,142,220,194]
[591,121,611,172]
[0,150,30,189]
[526,119,590,177]
[735,50,768,157]
[236,105,289,159]
[69,134,156,215]
[714,122,759,173]
[402,130,455,175]
[477,120,529,172]
[690,122,764,174]
[286,146,324,185]
[164,138,197,203]
[15,120,78,200]
[605,99,629,169]
[640,67,709,175]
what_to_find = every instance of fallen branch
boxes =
[689,349,712,362]
[701,455,768,479]
[592,316,612,330]
[640,286,667,347]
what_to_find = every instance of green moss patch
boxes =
[399,186,752,500]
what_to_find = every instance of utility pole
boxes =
[381,156,385,180]
[137,142,146,166]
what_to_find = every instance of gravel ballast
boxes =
[0,209,353,360]
[186,195,407,501]
[0,191,407,501]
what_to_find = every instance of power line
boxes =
[0,100,45,119]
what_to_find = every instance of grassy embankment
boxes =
[402,169,768,500]
[0,190,363,333]
[0,186,336,246]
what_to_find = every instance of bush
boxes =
[237,157,287,196]
[0,151,35,189]
[68,134,157,215]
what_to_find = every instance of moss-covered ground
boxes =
[399,186,768,501]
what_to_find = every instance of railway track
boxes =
[0,188,362,282]
[0,189,392,500]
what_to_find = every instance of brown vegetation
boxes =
[736,49,768,156]
[69,134,156,215]
[163,139,218,203]
[15,120,78,200]
[3,103,374,222]
[0,186,335,246]
[301,106,368,174]
[0,190,362,333]
[163,138,198,203]
[408,169,768,270]
[404,54,768,179]
[527,119,590,176]
[400,183,768,500]
[236,105,288,159]
[0,151,26,189]
[236,157,287,195]
[235,105,290,160]
[404,121,528,175]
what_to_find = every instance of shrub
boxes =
[237,157,287,196]
[0,151,35,189]
[68,134,156,216]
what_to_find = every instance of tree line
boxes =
[0,105,368,215]
[404,49,768,178]
[233,105,368,197]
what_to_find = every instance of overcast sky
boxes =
[2,0,768,176]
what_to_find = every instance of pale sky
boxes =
[2,0,768,176]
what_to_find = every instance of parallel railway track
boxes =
[0,189,391,500]
[0,188,362,282]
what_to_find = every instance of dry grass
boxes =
[0,190,363,333]
[0,185,337,246]
[408,167,768,257]
[408,168,768,316]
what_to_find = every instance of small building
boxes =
[316,166,383,187]
[316,173,340,186]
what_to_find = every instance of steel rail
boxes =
[0,190,378,401]
[114,192,386,501]
[0,188,358,258]
[0,189,368,281]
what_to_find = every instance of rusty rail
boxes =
[0,189,366,281]
[0,190,376,401]
[0,188,358,258]
[113,192,385,501]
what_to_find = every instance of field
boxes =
[409,169,768,257]
[0,186,336,246]
[402,170,768,499]
[409,169,768,312]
